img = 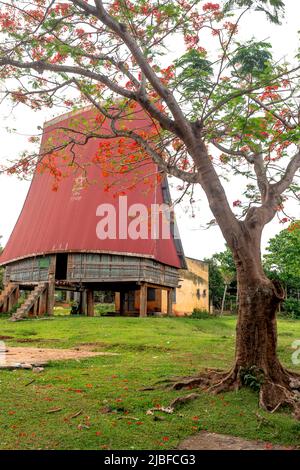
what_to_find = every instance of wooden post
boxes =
[139,283,147,317]
[39,288,48,316]
[167,288,173,316]
[47,274,55,316]
[47,256,56,316]
[120,291,125,316]
[79,290,87,315]
[87,289,94,317]
[33,299,38,317]
[8,286,19,313]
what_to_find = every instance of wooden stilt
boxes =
[79,291,86,315]
[167,288,174,316]
[87,289,94,317]
[139,283,147,317]
[39,288,47,316]
[120,291,125,316]
[47,256,56,316]
[33,299,38,316]
[47,274,55,316]
[7,285,19,312]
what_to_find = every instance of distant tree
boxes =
[264,222,300,294]
[212,248,236,314]
[204,257,224,311]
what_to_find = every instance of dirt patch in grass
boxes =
[106,342,173,352]
[0,336,13,340]
[178,431,297,450]
[0,346,118,367]
[13,338,62,344]
[78,341,109,349]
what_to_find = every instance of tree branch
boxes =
[0,57,135,99]
[72,0,193,140]
[271,149,300,195]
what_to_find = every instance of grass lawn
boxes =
[0,315,299,450]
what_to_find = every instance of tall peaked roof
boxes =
[0,107,186,269]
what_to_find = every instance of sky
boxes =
[0,0,300,260]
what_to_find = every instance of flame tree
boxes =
[0,0,299,413]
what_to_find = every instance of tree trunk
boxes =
[227,241,298,411]
[171,205,299,414]
[235,274,283,380]
[203,218,299,411]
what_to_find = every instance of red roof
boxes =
[0,107,185,269]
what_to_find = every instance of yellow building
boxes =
[173,257,209,315]
[115,257,209,316]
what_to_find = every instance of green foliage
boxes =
[231,41,272,77]
[205,248,237,311]
[8,299,25,315]
[224,0,285,24]
[175,49,213,95]
[213,247,236,285]
[94,303,116,316]
[204,257,224,309]
[190,308,211,319]
[264,223,300,289]
[239,366,265,391]
[283,298,300,319]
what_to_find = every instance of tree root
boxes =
[146,393,199,415]
[159,367,300,419]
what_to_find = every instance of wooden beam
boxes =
[139,283,147,317]
[87,289,95,317]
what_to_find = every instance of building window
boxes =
[203,289,207,297]
[147,288,156,301]
[196,288,201,300]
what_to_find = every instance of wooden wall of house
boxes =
[5,253,179,288]
[68,254,179,286]
[5,256,53,283]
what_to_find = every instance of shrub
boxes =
[283,298,300,318]
[190,309,211,319]
[239,366,264,392]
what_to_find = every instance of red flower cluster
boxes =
[259,85,280,102]
[233,200,242,207]
[203,3,220,11]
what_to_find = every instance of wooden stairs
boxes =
[0,283,19,313]
[11,283,48,322]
